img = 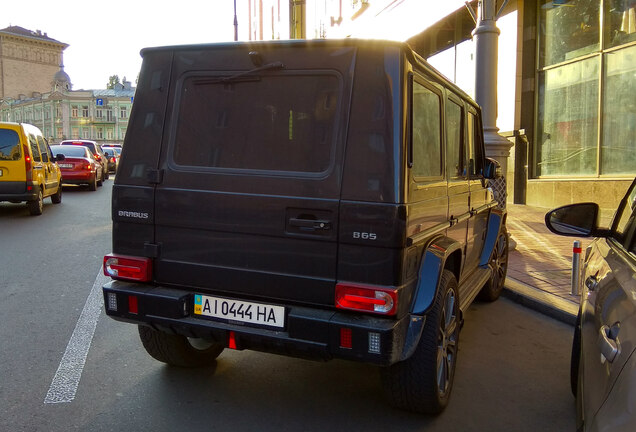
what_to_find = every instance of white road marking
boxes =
[44,268,108,404]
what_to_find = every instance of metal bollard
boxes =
[571,240,582,296]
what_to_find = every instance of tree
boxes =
[106,75,121,89]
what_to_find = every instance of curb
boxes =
[503,278,578,326]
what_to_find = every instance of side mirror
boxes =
[484,158,502,179]
[545,203,601,237]
[54,154,65,162]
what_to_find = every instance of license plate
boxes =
[194,294,285,328]
[58,164,73,168]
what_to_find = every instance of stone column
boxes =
[472,0,514,193]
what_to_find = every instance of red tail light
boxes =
[335,283,398,315]
[23,144,32,181]
[103,253,152,282]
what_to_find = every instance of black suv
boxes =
[102,39,509,414]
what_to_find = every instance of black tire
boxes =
[104,166,109,180]
[138,325,224,368]
[89,175,98,191]
[101,167,106,183]
[381,269,460,414]
[51,186,62,204]
[28,188,44,216]
[571,310,582,396]
[479,226,509,302]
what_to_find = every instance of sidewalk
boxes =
[503,204,583,325]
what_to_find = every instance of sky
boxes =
[2,0,250,90]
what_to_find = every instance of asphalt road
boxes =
[0,180,576,431]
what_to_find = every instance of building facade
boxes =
[0,26,133,145]
[0,26,68,100]
[412,0,635,211]
[0,83,134,145]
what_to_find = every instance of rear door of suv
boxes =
[0,125,25,187]
[153,44,356,307]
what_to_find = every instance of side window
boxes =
[466,111,484,179]
[29,134,41,162]
[37,136,50,162]
[446,99,464,179]
[412,80,442,178]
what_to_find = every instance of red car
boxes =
[51,145,103,191]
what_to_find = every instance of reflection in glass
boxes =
[602,45,636,175]
[537,58,599,176]
[547,203,598,236]
[605,0,636,48]
[412,82,442,178]
[539,0,600,67]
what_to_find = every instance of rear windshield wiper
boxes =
[194,62,285,85]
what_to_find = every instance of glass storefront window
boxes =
[604,0,636,48]
[602,44,636,175]
[539,0,600,67]
[537,57,599,176]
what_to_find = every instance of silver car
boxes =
[546,178,636,432]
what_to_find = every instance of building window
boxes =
[72,128,79,139]
[97,128,103,139]
[602,44,636,175]
[82,105,89,117]
[107,129,113,140]
[537,57,599,176]
[539,0,600,68]
[57,128,63,139]
[35,109,41,121]
[536,0,636,178]
[72,106,78,118]
[120,106,127,118]
[96,109,103,119]
[106,109,113,122]
[604,0,636,49]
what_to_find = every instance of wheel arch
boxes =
[411,237,463,316]
[479,208,507,267]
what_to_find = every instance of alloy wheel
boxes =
[490,232,509,291]
[436,289,458,397]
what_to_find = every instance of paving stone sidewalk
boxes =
[503,204,585,325]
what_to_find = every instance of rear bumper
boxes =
[103,280,424,366]
[61,172,95,183]
[0,181,39,202]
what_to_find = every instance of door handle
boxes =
[288,218,331,231]
[598,323,620,363]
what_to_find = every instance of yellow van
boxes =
[0,122,63,215]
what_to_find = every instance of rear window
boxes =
[61,141,97,154]
[170,72,341,174]
[51,145,88,157]
[0,129,20,161]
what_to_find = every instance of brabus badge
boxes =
[118,210,150,219]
